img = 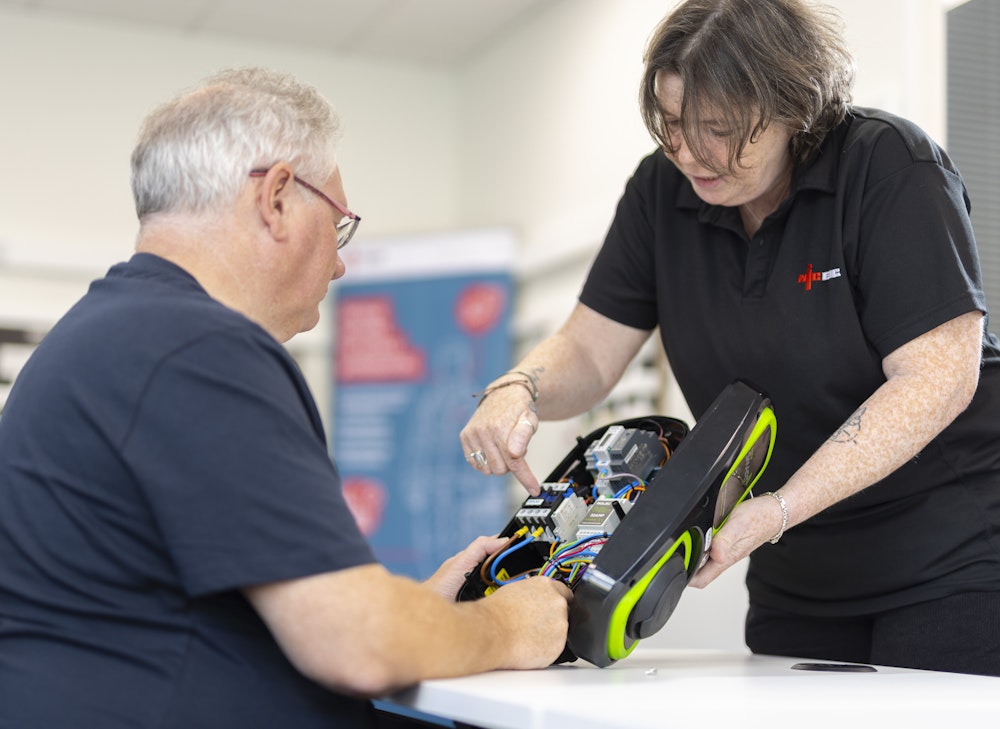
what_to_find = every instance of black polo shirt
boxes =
[580,108,1000,615]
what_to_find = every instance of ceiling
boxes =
[0,0,552,66]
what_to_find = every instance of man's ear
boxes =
[255,162,296,241]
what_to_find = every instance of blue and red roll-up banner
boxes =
[331,229,515,579]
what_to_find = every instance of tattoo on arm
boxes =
[830,405,866,444]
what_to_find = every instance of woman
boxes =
[461,0,1000,675]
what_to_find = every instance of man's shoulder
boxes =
[75,254,266,347]
[35,256,281,399]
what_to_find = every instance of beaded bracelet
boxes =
[763,491,788,544]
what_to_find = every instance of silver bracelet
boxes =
[763,491,788,544]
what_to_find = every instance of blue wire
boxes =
[541,534,609,577]
[613,480,639,498]
[490,532,537,585]
[553,532,607,555]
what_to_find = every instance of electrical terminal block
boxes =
[576,497,631,540]
[585,425,627,479]
[549,492,589,541]
[584,426,664,483]
[543,481,573,493]
[515,505,556,538]
[592,478,616,498]
[515,485,587,541]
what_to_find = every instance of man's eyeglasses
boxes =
[249,168,360,249]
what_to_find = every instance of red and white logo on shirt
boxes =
[797,263,842,291]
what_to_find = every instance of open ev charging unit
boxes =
[457,380,776,667]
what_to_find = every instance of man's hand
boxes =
[480,576,573,669]
[424,535,506,600]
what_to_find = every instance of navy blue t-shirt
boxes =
[0,254,379,727]
[580,108,1000,615]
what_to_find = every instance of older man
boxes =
[0,68,570,728]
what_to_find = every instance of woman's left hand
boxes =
[687,494,786,588]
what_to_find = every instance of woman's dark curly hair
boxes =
[640,0,855,173]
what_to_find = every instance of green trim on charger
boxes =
[606,530,692,661]
[603,404,776,664]
[713,406,777,533]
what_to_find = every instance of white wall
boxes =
[0,7,461,324]
[0,5,463,413]
[0,0,955,654]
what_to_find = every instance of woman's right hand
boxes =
[459,307,652,496]
[460,376,543,495]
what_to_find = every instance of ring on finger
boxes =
[466,450,488,469]
[516,418,537,433]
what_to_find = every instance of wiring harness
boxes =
[466,419,680,595]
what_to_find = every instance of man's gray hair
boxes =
[131,67,341,220]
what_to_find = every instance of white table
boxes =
[384,648,1000,729]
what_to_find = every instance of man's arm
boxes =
[245,562,572,698]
